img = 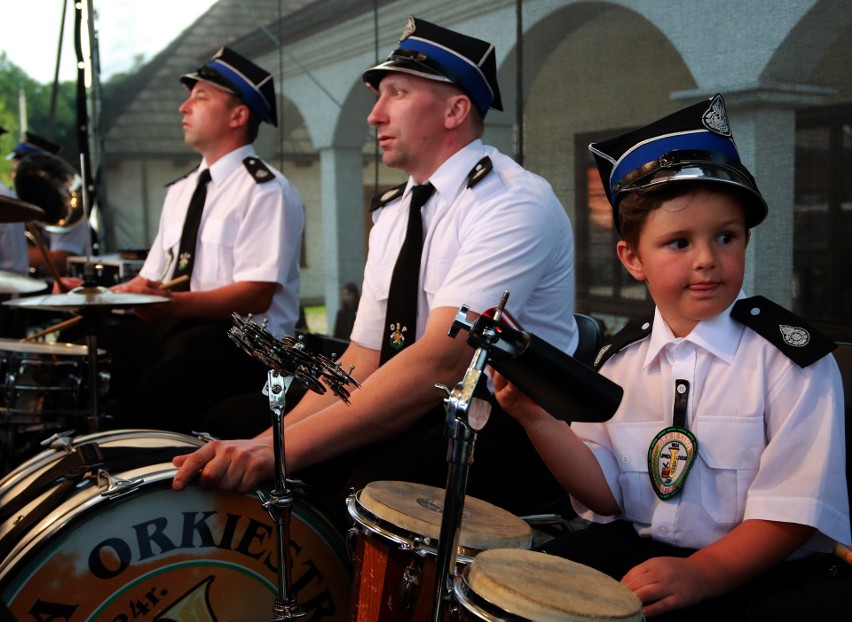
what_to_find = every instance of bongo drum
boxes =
[347,480,532,621]
[453,548,643,622]
[0,429,351,621]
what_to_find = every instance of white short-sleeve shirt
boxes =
[351,139,578,357]
[572,298,850,557]
[0,184,28,275]
[140,144,304,336]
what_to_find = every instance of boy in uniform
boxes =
[494,94,849,619]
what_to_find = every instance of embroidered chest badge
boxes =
[648,379,698,500]
[387,322,408,351]
[648,426,698,499]
[780,324,810,347]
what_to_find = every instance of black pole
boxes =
[48,0,69,131]
[73,2,94,210]
[515,0,524,166]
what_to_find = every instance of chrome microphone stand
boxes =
[227,314,359,622]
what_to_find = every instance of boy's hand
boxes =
[492,369,551,426]
[621,556,709,617]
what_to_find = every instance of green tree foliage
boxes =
[0,52,79,187]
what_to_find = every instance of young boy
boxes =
[494,94,849,620]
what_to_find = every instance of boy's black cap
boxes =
[589,94,768,233]
[6,132,62,161]
[181,46,277,127]
[362,16,503,119]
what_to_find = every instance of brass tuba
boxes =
[14,153,85,232]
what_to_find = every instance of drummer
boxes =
[0,127,39,338]
[493,94,849,619]
[58,47,305,434]
[7,132,88,278]
[0,128,28,278]
[172,16,578,524]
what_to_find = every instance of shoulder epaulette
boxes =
[731,296,836,367]
[243,157,275,184]
[369,182,406,212]
[165,166,199,187]
[593,316,653,370]
[467,156,493,188]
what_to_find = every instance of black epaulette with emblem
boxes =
[369,182,406,212]
[243,157,275,183]
[592,316,654,370]
[467,156,493,188]
[731,296,836,367]
[165,166,199,187]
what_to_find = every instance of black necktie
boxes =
[380,183,435,365]
[173,168,211,291]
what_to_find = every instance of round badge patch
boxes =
[647,426,698,500]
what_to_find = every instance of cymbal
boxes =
[0,270,47,294]
[0,195,45,223]
[2,285,170,312]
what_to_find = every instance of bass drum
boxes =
[0,429,351,621]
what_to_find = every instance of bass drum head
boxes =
[0,429,351,620]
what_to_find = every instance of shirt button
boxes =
[659,526,669,535]
[744,451,753,461]
[621,454,631,464]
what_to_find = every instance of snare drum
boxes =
[0,338,109,427]
[454,548,642,622]
[347,480,532,621]
[0,429,351,621]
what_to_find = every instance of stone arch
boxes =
[496,1,696,218]
[762,0,852,103]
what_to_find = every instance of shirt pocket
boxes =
[422,257,453,298]
[695,416,765,525]
[608,421,660,524]
[199,217,238,280]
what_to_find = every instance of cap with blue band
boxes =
[6,132,61,161]
[589,94,768,233]
[362,16,503,119]
[180,47,277,127]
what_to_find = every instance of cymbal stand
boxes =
[262,369,306,621]
[430,292,511,622]
[78,263,108,434]
[81,313,102,433]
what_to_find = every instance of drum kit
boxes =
[0,277,639,620]
[0,173,171,470]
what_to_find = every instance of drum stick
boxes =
[21,315,84,342]
[159,274,189,290]
[25,222,69,293]
[834,542,852,565]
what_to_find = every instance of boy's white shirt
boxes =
[572,292,850,557]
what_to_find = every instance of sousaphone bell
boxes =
[14,153,85,233]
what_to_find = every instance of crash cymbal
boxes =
[0,195,45,223]
[0,270,47,294]
[2,285,170,312]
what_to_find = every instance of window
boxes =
[794,104,852,341]
[573,130,653,320]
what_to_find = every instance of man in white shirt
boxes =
[173,17,578,521]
